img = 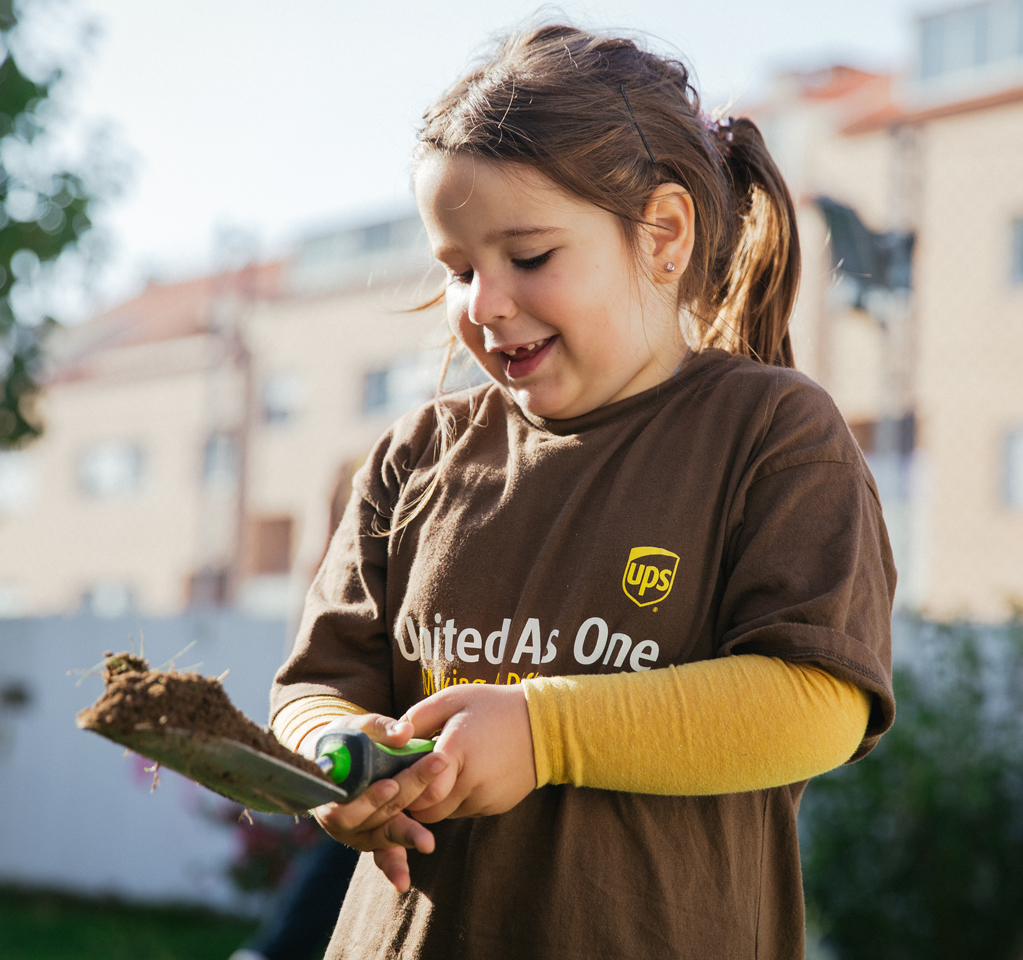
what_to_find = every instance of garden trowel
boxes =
[80,723,351,815]
[81,723,435,816]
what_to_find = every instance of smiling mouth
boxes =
[498,337,556,377]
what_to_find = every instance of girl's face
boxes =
[415,154,690,420]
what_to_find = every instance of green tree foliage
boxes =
[0,0,93,446]
[801,617,1023,960]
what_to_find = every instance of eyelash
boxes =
[450,250,554,285]
[515,250,554,271]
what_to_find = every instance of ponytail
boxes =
[705,118,799,368]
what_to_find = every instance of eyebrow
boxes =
[482,226,563,244]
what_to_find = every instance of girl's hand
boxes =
[307,713,452,893]
[402,684,536,822]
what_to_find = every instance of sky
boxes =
[29,0,930,315]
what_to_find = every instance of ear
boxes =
[642,184,695,283]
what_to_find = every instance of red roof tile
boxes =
[90,261,284,350]
[843,83,1023,133]
[46,261,285,384]
[795,66,883,102]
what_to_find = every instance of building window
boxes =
[188,567,230,607]
[364,350,490,419]
[1012,218,1023,284]
[920,16,945,79]
[246,515,294,575]
[262,372,306,424]
[203,431,239,493]
[848,421,878,454]
[83,581,132,618]
[442,348,491,392]
[364,369,389,412]
[0,450,37,514]
[918,0,1023,80]
[363,352,450,418]
[1005,430,1023,509]
[972,5,991,65]
[0,582,27,618]
[945,7,985,72]
[78,441,143,498]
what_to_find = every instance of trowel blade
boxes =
[82,725,349,814]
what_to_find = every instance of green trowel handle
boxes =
[314,729,435,802]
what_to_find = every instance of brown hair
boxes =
[415,23,799,367]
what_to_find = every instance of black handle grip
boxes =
[314,729,434,801]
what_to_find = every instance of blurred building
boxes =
[758,0,1023,620]
[1,0,1020,625]
[0,212,457,620]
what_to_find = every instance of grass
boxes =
[0,885,259,960]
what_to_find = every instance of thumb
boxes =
[404,690,462,741]
[312,713,413,751]
[357,712,415,748]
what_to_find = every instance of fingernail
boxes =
[387,719,408,736]
[428,755,446,774]
[381,781,399,800]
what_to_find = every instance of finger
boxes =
[301,712,405,760]
[313,776,402,834]
[374,847,411,893]
[313,773,418,839]
[404,689,463,740]
[314,794,434,854]
[404,754,459,813]
[381,811,436,854]
[407,784,470,824]
[353,751,452,833]
[347,712,414,748]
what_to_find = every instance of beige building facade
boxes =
[1,0,1020,623]
[0,214,454,620]
[759,0,1023,620]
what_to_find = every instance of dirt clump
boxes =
[77,651,327,781]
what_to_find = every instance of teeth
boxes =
[501,338,547,358]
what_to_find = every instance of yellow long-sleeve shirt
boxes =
[272,654,869,795]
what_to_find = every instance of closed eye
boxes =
[445,249,552,284]
[513,250,553,271]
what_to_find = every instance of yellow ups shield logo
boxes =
[622,546,680,607]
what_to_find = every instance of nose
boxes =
[467,271,516,326]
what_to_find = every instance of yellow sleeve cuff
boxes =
[271,695,367,753]
[522,655,870,796]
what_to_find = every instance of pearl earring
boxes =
[664,262,676,272]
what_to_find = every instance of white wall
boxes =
[0,611,290,912]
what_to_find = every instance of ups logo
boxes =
[622,546,680,607]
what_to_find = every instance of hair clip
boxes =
[700,112,734,158]
[619,84,657,166]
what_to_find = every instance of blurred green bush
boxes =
[0,885,257,960]
[801,616,1023,960]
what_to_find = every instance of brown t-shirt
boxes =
[272,349,896,960]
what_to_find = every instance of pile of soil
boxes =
[77,651,327,781]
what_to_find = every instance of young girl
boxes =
[270,24,896,960]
